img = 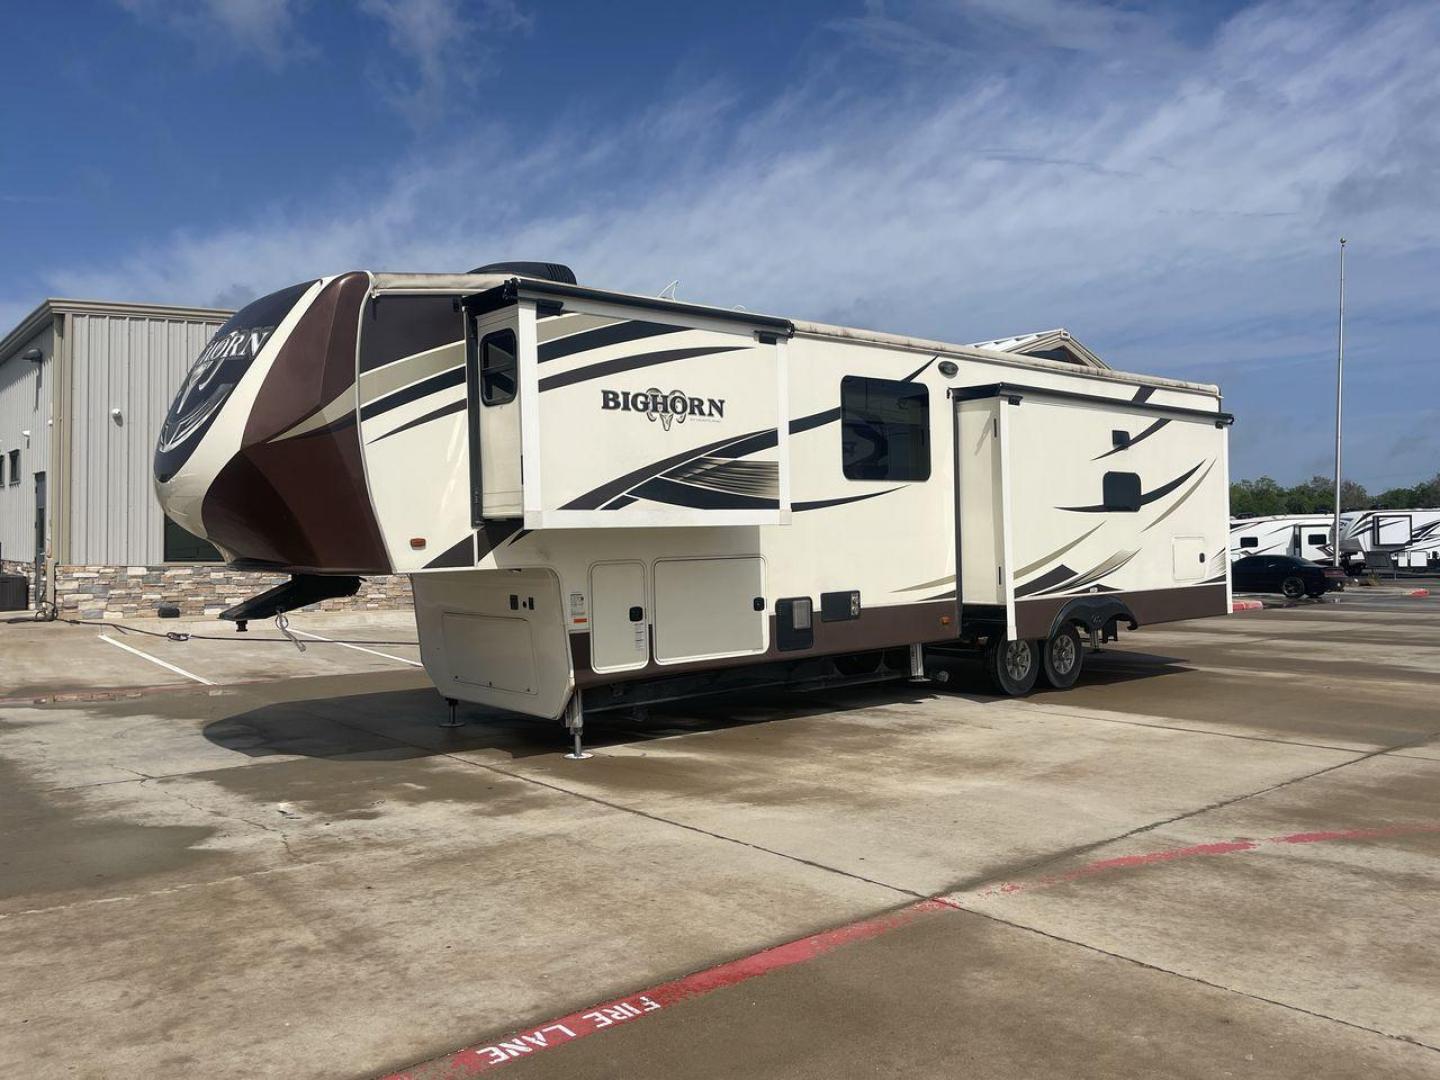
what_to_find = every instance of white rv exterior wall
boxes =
[0,323,53,564]
[68,312,226,565]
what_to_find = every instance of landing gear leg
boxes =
[1088,629,1102,653]
[563,694,592,761]
[440,697,463,728]
[908,643,926,682]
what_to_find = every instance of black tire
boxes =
[985,636,1039,696]
[1041,624,1084,690]
[1280,576,1306,600]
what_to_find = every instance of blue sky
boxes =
[3,0,1437,489]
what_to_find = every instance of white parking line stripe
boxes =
[99,635,216,686]
[289,628,424,668]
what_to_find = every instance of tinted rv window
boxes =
[1239,536,1259,548]
[481,330,517,405]
[1307,533,1327,546]
[840,376,930,481]
[1102,471,1141,512]
[7,449,17,485]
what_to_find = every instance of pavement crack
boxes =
[441,752,926,902]
[941,724,1440,897]
[141,778,303,863]
[946,900,1440,1056]
[307,713,928,903]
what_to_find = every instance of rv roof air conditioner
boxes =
[468,261,577,284]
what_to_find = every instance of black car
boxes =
[1231,555,1347,599]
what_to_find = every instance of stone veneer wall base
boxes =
[52,564,413,620]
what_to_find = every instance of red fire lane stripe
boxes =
[383,824,1439,1079]
[971,822,1440,898]
[382,900,953,1079]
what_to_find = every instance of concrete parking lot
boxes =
[1,590,1438,1079]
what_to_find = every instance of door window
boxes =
[480,329,517,405]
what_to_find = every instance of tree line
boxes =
[1231,473,1440,518]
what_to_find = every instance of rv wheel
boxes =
[1041,625,1084,690]
[985,636,1039,696]
[1280,576,1306,599]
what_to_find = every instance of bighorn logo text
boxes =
[156,325,278,455]
[600,388,726,431]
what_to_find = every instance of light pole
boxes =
[1332,238,1346,567]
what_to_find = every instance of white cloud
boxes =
[358,0,533,128]
[46,1,1440,483]
[117,0,310,67]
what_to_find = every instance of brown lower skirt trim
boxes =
[1014,582,1227,639]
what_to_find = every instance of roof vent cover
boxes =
[468,261,577,284]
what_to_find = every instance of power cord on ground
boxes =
[22,612,419,647]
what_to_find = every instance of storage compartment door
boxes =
[653,557,767,664]
[1172,535,1205,582]
[442,613,537,695]
[466,305,525,521]
[589,561,649,673]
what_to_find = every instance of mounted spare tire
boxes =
[984,636,1039,696]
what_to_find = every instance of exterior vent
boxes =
[468,261,577,284]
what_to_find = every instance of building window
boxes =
[1102,471,1141,511]
[7,449,17,485]
[164,517,222,563]
[480,329,517,405]
[1307,533,1327,546]
[841,376,930,481]
[1239,536,1259,549]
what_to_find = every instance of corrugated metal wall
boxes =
[0,323,54,563]
[69,314,225,565]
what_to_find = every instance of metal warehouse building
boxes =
[0,298,410,618]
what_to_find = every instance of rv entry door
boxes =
[466,306,524,522]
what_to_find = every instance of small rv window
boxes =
[1239,536,1259,549]
[840,376,930,482]
[1112,430,1130,449]
[1307,533,1327,546]
[7,449,18,485]
[1102,471,1141,512]
[480,329,517,406]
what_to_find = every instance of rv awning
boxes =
[463,277,796,340]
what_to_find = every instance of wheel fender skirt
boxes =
[1048,596,1139,639]
[219,573,361,624]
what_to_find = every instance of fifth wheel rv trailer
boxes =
[1229,515,1335,562]
[153,264,1233,754]
[1338,509,1440,570]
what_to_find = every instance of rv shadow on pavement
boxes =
[925,648,1194,698]
[202,655,1191,764]
[203,681,948,762]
